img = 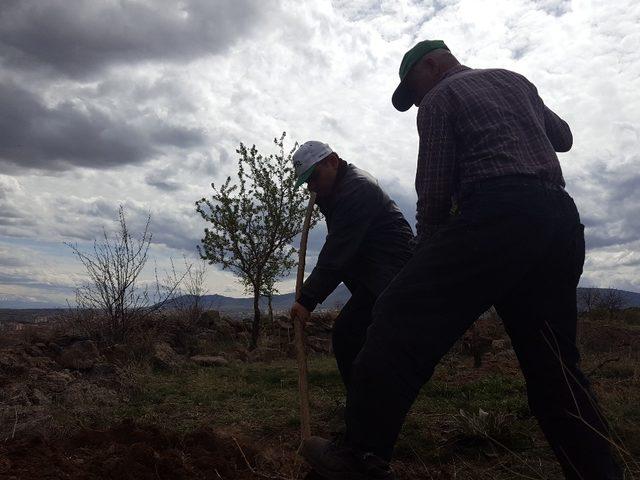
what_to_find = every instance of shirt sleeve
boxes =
[298,181,383,310]
[415,102,457,242]
[542,105,573,153]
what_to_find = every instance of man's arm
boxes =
[297,181,383,311]
[415,102,457,243]
[542,104,573,152]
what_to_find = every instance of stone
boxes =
[92,363,117,375]
[151,342,184,370]
[42,371,74,393]
[307,336,332,354]
[56,340,100,370]
[491,339,511,352]
[247,347,282,363]
[103,344,129,364]
[190,355,229,367]
[30,388,51,405]
[198,310,221,328]
[63,382,119,406]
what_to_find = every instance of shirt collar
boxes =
[440,64,470,82]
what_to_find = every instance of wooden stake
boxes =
[294,191,316,441]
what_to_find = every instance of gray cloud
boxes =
[536,0,571,17]
[146,175,182,192]
[0,0,272,78]
[572,158,640,250]
[0,81,206,171]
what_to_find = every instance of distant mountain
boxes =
[167,283,351,313]
[0,298,65,309]
[4,285,640,313]
[169,286,640,314]
[576,287,640,312]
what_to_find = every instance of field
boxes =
[0,308,639,479]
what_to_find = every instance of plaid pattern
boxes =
[415,65,573,240]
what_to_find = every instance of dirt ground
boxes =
[0,308,638,479]
[0,420,262,480]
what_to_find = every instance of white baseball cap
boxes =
[292,141,333,189]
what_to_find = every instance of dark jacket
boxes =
[297,160,414,311]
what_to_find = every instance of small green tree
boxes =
[196,133,317,350]
[260,254,295,324]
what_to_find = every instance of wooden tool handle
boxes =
[294,192,316,441]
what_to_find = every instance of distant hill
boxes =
[166,283,351,313]
[576,287,640,312]
[166,284,640,313]
[3,286,640,316]
[168,286,640,314]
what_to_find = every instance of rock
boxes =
[103,344,129,365]
[151,342,184,370]
[229,348,249,362]
[198,310,221,328]
[248,347,282,363]
[0,352,27,375]
[63,382,119,406]
[195,331,217,343]
[42,371,74,393]
[497,349,517,360]
[30,388,51,405]
[307,336,332,354]
[275,316,292,330]
[190,355,229,367]
[26,355,57,369]
[56,340,100,370]
[92,363,117,375]
[214,319,237,338]
[26,345,44,357]
[27,367,46,378]
[491,339,511,352]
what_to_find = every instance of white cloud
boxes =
[0,0,638,305]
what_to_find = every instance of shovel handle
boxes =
[294,192,316,440]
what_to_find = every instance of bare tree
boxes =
[66,205,185,342]
[579,288,602,315]
[196,133,319,350]
[182,257,208,321]
[597,288,627,317]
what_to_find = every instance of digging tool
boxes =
[294,191,316,441]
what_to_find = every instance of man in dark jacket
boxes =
[289,140,413,387]
[301,42,622,480]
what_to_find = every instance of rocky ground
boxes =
[0,308,638,479]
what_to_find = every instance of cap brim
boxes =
[392,81,413,112]
[294,165,316,190]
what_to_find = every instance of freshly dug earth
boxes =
[0,420,259,480]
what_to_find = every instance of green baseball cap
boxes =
[392,39,449,112]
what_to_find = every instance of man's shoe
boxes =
[300,436,395,480]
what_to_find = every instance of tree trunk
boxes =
[268,294,273,324]
[250,286,261,351]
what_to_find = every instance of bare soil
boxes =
[0,420,259,480]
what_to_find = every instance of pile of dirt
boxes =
[579,319,640,353]
[0,420,261,480]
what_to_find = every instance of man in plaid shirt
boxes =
[301,41,621,480]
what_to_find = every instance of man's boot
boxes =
[300,436,395,480]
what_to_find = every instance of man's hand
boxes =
[290,301,311,324]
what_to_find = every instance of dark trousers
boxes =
[332,286,377,387]
[345,179,622,480]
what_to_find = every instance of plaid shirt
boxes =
[415,65,573,240]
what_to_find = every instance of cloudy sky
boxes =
[1,0,638,307]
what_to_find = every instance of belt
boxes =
[461,175,565,197]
